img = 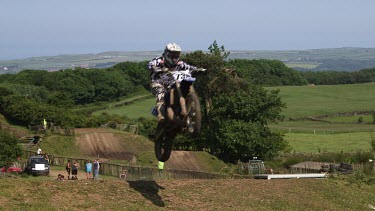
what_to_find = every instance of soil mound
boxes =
[75,128,134,160]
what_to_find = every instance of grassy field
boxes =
[1,177,375,210]
[102,83,375,120]
[92,96,154,119]
[323,114,374,123]
[270,120,375,133]
[285,132,374,153]
[267,83,375,118]
[285,62,319,69]
[265,83,375,153]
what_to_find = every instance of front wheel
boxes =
[154,126,174,162]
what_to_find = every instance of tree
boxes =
[208,40,230,59]
[184,41,288,162]
[0,128,23,167]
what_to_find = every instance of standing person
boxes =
[85,160,93,179]
[37,147,42,155]
[147,43,198,122]
[43,118,47,130]
[66,160,71,179]
[72,160,79,180]
[157,161,164,177]
[93,159,100,180]
[44,154,50,165]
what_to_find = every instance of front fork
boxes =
[167,81,187,122]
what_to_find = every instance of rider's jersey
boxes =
[147,56,197,82]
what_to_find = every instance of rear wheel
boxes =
[154,126,174,162]
[186,91,202,135]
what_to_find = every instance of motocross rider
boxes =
[147,43,198,122]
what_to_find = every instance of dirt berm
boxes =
[74,128,205,171]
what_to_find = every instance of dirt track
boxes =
[74,128,203,171]
[75,128,135,160]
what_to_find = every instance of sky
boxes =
[1,0,375,60]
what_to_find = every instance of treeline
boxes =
[227,59,375,86]
[0,62,148,126]
[301,68,375,85]
[226,59,307,86]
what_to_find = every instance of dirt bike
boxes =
[153,67,205,162]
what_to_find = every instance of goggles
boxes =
[168,52,180,59]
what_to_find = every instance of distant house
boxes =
[80,64,89,69]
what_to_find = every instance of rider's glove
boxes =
[191,68,206,77]
[196,68,206,72]
[152,67,162,73]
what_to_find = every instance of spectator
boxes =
[71,160,79,180]
[157,161,164,177]
[120,170,127,180]
[44,154,50,164]
[37,147,42,155]
[56,174,65,181]
[85,160,93,179]
[66,160,71,179]
[43,118,47,130]
[93,159,100,180]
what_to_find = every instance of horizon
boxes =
[1,1,375,60]
[0,46,374,61]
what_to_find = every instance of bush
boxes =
[0,128,23,167]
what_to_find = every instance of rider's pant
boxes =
[150,82,165,119]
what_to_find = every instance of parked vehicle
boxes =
[24,156,50,176]
[1,166,23,173]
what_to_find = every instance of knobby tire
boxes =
[154,126,173,162]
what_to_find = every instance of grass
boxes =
[285,132,374,153]
[1,177,375,210]
[285,62,319,69]
[38,135,81,157]
[192,151,230,173]
[92,96,155,119]
[265,83,375,153]
[324,114,374,123]
[116,132,155,166]
[104,83,375,121]
[267,83,375,118]
[270,120,375,133]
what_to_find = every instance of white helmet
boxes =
[163,43,181,67]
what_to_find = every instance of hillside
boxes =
[1,177,374,210]
[2,47,375,73]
